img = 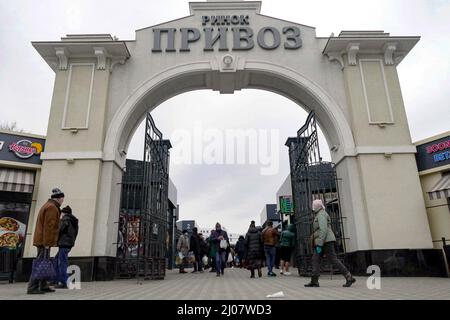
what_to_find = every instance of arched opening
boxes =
[103,63,355,279]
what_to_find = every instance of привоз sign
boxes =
[152,15,302,52]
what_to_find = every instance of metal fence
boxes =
[287,111,346,276]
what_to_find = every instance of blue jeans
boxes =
[55,247,71,285]
[264,246,276,273]
[215,251,227,274]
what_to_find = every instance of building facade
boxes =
[415,132,450,250]
[23,0,444,277]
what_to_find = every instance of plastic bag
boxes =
[202,255,208,266]
[220,239,228,249]
[227,253,233,263]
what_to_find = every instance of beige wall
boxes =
[357,154,432,249]
[45,60,111,153]
[419,172,450,249]
[25,159,102,257]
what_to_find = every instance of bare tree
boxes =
[0,121,26,133]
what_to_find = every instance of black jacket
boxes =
[244,227,263,261]
[235,236,246,255]
[58,213,79,248]
[190,234,200,254]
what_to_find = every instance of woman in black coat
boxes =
[244,221,263,278]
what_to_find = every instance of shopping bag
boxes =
[202,255,208,266]
[31,257,57,281]
[187,251,196,264]
[220,239,228,249]
[227,253,233,263]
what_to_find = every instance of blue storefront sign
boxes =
[416,135,450,171]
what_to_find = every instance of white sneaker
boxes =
[280,270,284,275]
[284,272,291,276]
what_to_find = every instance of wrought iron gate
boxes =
[116,113,170,280]
[287,111,346,276]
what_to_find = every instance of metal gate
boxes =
[116,113,170,280]
[286,111,346,276]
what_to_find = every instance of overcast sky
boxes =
[1,0,449,235]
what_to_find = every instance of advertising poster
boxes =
[0,202,31,255]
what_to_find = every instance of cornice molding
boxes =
[55,47,68,70]
[347,43,360,66]
[323,31,420,68]
[33,38,130,73]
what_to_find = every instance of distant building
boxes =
[176,220,198,235]
[260,204,281,229]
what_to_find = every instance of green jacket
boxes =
[312,208,336,247]
[280,224,295,248]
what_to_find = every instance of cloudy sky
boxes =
[1,0,449,235]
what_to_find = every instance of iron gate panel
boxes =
[116,113,170,280]
[287,111,346,276]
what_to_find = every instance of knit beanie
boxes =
[51,187,65,199]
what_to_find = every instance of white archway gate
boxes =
[28,0,433,279]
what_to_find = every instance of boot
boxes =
[250,269,255,278]
[258,268,262,278]
[343,273,356,287]
[304,276,320,287]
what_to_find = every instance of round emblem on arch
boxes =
[222,55,233,67]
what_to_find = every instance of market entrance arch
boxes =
[28,0,433,279]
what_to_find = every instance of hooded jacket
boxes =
[58,212,79,248]
[280,224,296,248]
[244,227,263,265]
[312,208,336,247]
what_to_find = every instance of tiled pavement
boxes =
[1,268,449,300]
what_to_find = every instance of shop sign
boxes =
[9,140,43,159]
[280,196,294,215]
[416,136,450,171]
[0,132,45,165]
[152,15,302,52]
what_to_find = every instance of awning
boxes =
[428,173,450,200]
[0,168,35,193]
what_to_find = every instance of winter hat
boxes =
[61,206,72,214]
[51,187,65,199]
[312,199,325,212]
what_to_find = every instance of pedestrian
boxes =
[305,199,356,288]
[54,205,79,289]
[279,224,295,276]
[207,230,217,273]
[27,188,64,294]
[199,233,209,269]
[211,222,229,277]
[262,220,279,277]
[244,221,263,278]
[235,235,246,268]
[177,230,190,274]
[190,227,203,273]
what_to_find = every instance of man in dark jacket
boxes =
[55,205,79,289]
[190,227,203,273]
[27,188,64,294]
[235,235,246,268]
[211,222,229,277]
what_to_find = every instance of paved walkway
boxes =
[1,268,449,300]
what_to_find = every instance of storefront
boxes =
[415,132,450,251]
[0,130,45,282]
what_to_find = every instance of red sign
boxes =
[8,140,43,159]
[426,140,450,154]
